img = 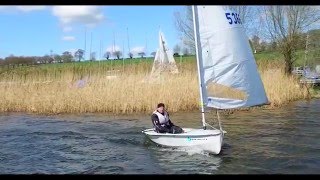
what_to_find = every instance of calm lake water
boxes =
[0,99,319,174]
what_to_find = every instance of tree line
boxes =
[0,51,75,67]
[0,49,163,67]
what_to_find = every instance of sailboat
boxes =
[150,30,179,75]
[142,6,268,154]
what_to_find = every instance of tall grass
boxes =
[0,56,310,114]
[257,60,310,107]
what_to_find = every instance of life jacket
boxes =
[153,110,170,126]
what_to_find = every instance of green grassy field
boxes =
[0,56,196,82]
[1,49,319,84]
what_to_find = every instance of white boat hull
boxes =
[142,128,224,154]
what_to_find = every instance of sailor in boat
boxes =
[151,103,183,134]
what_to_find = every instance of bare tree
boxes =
[260,41,267,52]
[74,49,85,62]
[62,51,73,63]
[112,51,122,60]
[42,55,53,64]
[174,6,256,54]
[262,6,320,74]
[128,52,133,59]
[2,56,37,66]
[54,54,63,63]
[104,51,111,60]
[174,6,194,53]
[138,52,146,58]
[229,6,258,35]
[251,35,261,53]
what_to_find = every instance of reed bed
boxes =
[0,57,311,114]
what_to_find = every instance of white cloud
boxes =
[16,6,47,12]
[52,6,104,27]
[130,46,146,55]
[62,36,76,41]
[63,26,73,32]
[106,45,121,52]
[0,6,47,12]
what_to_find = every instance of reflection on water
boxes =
[0,99,319,174]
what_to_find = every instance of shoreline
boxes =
[1,97,318,116]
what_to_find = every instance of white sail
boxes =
[151,30,179,74]
[194,6,268,109]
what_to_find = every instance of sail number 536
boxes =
[225,13,242,25]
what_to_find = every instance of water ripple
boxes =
[0,99,319,174]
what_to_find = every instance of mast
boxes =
[101,40,103,60]
[84,28,87,60]
[113,31,116,54]
[127,27,132,65]
[180,36,183,66]
[99,39,102,60]
[112,31,115,71]
[90,32,92,61]
[122,40,125,72]
[113,31,116,61]
[126,27,130,53]
[192,5,206,130]
[145,34,148,60]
